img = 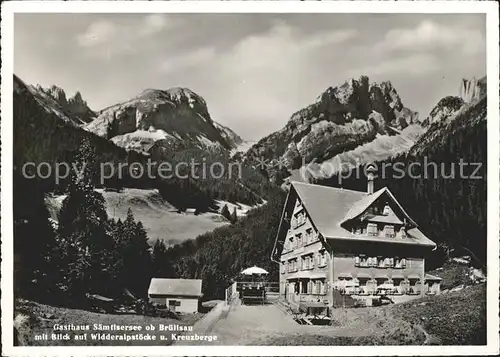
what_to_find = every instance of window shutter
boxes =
[355,256,360,267]
[401,258,406,268]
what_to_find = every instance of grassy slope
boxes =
[14,299,202,346]
[46,188,232,245]
[264,284,486,346]
[390,283,486,345]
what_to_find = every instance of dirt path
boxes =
[176,300,374,345]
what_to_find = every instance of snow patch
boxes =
[196,135,217,148]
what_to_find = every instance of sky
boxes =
[14,13,486,140]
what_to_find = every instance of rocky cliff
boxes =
[421,96,465,127]
[85,87,243,153]
[33,84,96,124]
[244,76,419,181]
[459,77,486,104]
[410,76,486,156]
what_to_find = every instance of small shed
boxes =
[148,278,203,313]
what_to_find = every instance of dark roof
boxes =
[290,182,435,247]
[148,278,202,297]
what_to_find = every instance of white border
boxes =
[1,1,499,356]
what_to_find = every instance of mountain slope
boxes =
[13,75,131,178]
[244,76,420,182]
[410,76,486,156]
[85,87,243,153]
[27,84,96,125]
[315,77,487,267]
[14,73,276,253]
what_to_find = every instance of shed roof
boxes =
[148,278,203,297]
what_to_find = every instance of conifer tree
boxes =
[116,208,153,297]
[221,204,231,221]
[230,207,238,224]
[58,138,116,299]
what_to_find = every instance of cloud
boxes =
[377,20,485,55]
[160,47,216,73]
[169,21,358,137]
[77,20,118,47]
[140,14,170,36]
[76,14,177,59]
[216,21,357,75]
[346,53,440,78]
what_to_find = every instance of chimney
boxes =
[366,164,376,194]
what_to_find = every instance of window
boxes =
[383,205,391,216]
[367,223,378,236]
[401,258,407,268]
[296,234,302,247]
[305,228,313,244]
[318,252,327,267]
[358,256,368,268]
[383,257,394,267]
[384,225,395,238]
[307,281,313,293]
[378,257,385,268]
[169,300,181,307]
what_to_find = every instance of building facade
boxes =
[271,173,440,307]
[148,278,203,313]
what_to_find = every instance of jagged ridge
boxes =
[85,87,243,153]
[244,75,419,181]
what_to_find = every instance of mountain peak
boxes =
[245,76,418,182]
[46,85,68,104]
[86,86,241,153]
[459,76,486,104]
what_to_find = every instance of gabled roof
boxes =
[363,214,404,225]
[283,181,435,247]
[343,187,417,226]
[292,181,367,238]
[148,278,203,297]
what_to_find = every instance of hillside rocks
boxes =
[459,77,486,104]
[35,84,96,124]
[245,76,418,181]
[85,87,243,153]
[421,96,465,127]
[409,77,486,157]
